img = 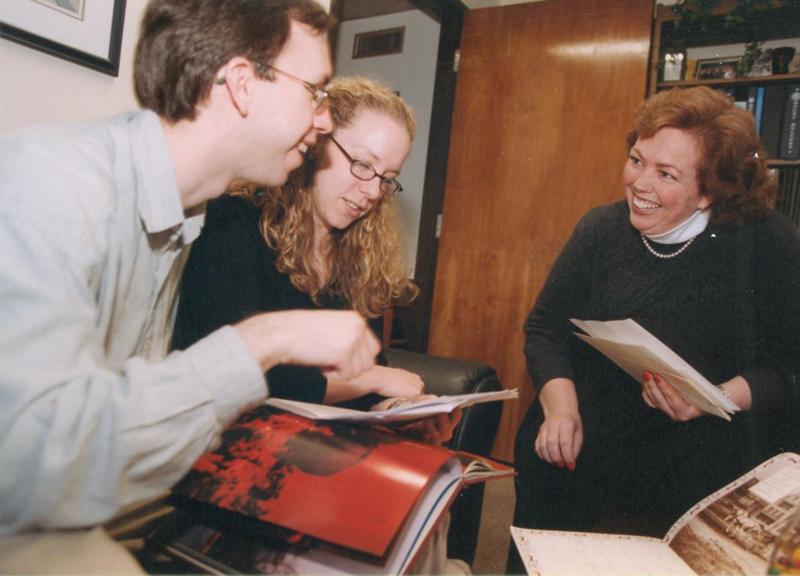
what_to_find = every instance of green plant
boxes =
[737,40,763,76]
[666,0,800,76]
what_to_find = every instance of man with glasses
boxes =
[0,1,381,571]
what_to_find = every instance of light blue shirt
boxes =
[0,110,266,534]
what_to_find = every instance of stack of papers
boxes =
[571,318,738,420]
[265,388,518,424]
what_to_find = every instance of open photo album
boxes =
[148,405,513,574]
[512,452,800,576]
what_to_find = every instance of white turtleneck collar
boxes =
[644,208,710,244]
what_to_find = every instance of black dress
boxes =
[172,195,383,409]
[508,201,800,572]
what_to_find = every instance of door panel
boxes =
[428,0,653,461]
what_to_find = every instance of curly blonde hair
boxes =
[231,76,418,318]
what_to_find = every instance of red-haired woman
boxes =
[510,86,800,572]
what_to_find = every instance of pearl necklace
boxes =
[640,233,695,259]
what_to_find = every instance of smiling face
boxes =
[243,20,333,187]
[310,108,411,237]
[624,127,710,236]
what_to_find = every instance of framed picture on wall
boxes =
[0,0,127,76]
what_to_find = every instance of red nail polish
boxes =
[643,371,652,380]
[567,462,576,471]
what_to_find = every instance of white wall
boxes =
[0,0,148,133]
[0,0,331,134]
[334,11,440,276]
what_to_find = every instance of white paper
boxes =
[571,318,738,419]
[510,528,696,576]
[265,388,519,424]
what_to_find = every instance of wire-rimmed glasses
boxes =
[214,62,328,109]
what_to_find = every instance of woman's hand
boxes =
[421,406,462,446]
[377,395,463,446]
[641,371,702,421]
[534,377,583,469]
[535,409,583,470]
[369,366,425,398]
[642,372,751,420]
[325,365,424,404]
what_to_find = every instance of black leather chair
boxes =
[383,348,504,566]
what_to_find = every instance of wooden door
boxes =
[428,0,653,461]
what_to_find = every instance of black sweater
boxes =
[524,200,800,460]
[173,195,383,409]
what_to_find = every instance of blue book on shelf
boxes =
[754,85,765,136]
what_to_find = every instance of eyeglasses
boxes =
[327,135,403,196]
[214,62,328,109]
[261,64,328,109]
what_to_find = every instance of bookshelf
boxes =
[649,1,800,224]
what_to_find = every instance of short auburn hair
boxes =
[626,86,776,226]
[134,0,332,122]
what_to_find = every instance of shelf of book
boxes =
[770,159,800,167]
[656,72,800,91]
[648,3,800,226]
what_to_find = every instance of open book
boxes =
[571,318,738,420]
[511,452,800,576]
[152,405,513,574]
[265,388,518,424]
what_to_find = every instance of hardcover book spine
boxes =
[747,86,757,113]
[761,84,786,160]
[754,85,766,136]
[779,84,800,160]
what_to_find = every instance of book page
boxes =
[170,406,455,558]
[265,388,518,424]
[151,460,465,575]
[665,453,800,576]
[510,527,695,576]
[248,460,463,575]
[458,453,515,483]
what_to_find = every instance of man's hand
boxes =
[235,309,380,381]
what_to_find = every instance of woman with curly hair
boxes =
[508,86,800,573]
[173,78,466,575]
[173,76,441,418]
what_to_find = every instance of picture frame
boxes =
[694,56,740,81]
[662,52,686,82]
[0,0,127,77]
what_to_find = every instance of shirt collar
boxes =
[129,110,205,244]
[644,208,710,245]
